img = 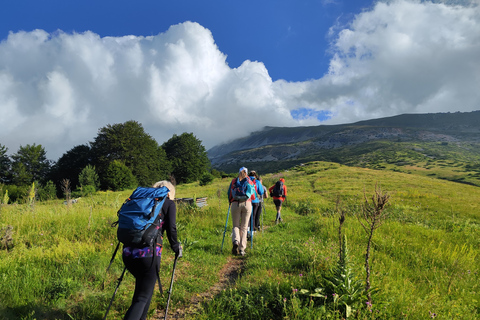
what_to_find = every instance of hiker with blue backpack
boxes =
[269,178,287,224]
[248,170,264,231]
[227,167,256,256]
[121,180,182,320]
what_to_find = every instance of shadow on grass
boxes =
[0,294,113,320]
[0,305,72,320]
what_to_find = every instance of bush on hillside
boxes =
[104,160,137,191]
[199,172,214,186]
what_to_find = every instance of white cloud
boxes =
[0,1,479,160]
[294,0,480,124]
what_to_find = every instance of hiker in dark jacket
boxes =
[249,171,264,231]
[269,178,287,224]
[122,180,182,320]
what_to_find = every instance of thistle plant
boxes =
[300,235,365,318]
[324,234,366,318]
[336,196,346,260]
[358,183,390,304]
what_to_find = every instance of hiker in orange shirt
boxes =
[268,178,287,224]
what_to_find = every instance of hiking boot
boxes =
[232,242,238,256]
[239,250,246,256]
[279,218,283,223]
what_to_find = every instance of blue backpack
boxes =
[115,186,170,247]
[106,186,170,298]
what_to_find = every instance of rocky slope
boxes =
[208,111,480,173]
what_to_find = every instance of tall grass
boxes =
[1,161,479,319]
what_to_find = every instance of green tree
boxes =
[104,160,137,191]
[90,120,170,188]
[0,144,11,184]
[37,180,57,201]
[78,165,99,191]
[11,144,52,186]
[162,132,210,184]
[49,144,92,192]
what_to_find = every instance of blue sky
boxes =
[0,0,372,81]
[0,0,479,159]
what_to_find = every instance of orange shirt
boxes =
[268,181,287,200]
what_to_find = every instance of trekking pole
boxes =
[250,209,253,249]
[103,266,127,320]
[164,257,178,320]
[220,204,231,252]
[261,201,265,233]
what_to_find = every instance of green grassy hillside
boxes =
[216,140,480,189]
[1,161,479,319]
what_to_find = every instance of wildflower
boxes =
[299,274,303,277]
[293,288,298,293]
[284,298,287,302]
[429,311,437,318]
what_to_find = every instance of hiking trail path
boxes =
[154,255,246,319]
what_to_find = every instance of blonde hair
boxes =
[152,180,176,199]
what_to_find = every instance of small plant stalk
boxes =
[336,196,346,261]
[358,183,390,305]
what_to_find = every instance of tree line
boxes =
[0,120,219,203]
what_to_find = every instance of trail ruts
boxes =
[154,256,245,319]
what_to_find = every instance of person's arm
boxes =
[163,199,181,257]
[257,181,264,196]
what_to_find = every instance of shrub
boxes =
[104,160,137,191]
[294,199,317,216]
[199,172,214,186]
[37,180,57,201]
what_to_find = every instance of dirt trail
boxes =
[154,256,246,319]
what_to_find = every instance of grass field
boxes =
[0,161,479,319]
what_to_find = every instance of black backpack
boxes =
[271,180,284,197]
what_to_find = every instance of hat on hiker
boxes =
[239,167,248,174]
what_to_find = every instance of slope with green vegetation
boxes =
[0,161,479,319]
[209,111,480,189]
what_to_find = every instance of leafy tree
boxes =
[162,132,210,184]
[104,160,137,191]
[0,144,11,184]
[49,144,92,192]
[37,180,57,201]
[90,120,170,188]
[78,165,100,191]
[199,171,214,186]
[11,144,52,186]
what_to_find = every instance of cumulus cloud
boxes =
[296,0,480,124]
[1,0,479,160]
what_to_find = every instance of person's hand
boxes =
[175,245,183,259]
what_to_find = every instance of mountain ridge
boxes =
[208,110,480,174]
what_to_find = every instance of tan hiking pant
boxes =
[231,201,252,252]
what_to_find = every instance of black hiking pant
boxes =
[122,253,161,320]
[251,202,261,230]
